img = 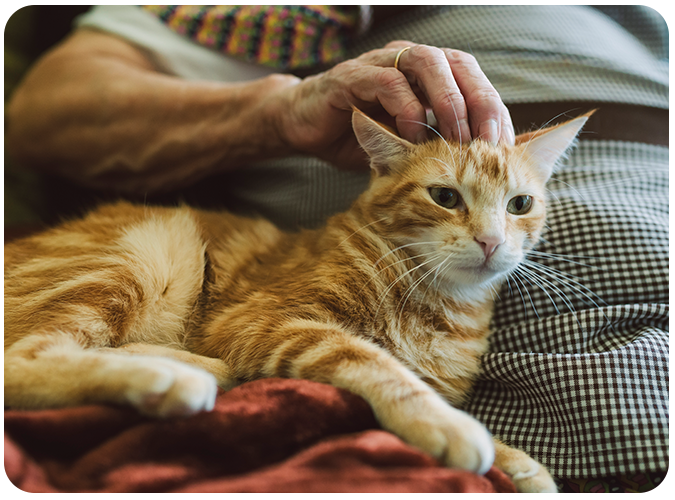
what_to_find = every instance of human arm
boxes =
[6,30,514,193]
[6,29,299,193]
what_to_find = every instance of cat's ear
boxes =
[515,110,595,181]
[352,108,414,176]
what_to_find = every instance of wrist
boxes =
[253,73,303,157]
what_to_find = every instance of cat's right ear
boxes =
[514,110,595,182]
[352,109,414,176]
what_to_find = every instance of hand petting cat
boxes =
[267,40,515,172]
[7,32,513,192]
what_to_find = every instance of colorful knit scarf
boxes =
[142,5,369,70]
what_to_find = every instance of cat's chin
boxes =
[453,268,504,286]
[443,262,514,290]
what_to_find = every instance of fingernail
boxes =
[506,124,516,145]
[479,119,499,145]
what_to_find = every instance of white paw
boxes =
[386,395,494,474]
[494,442,558,493]
[509,459,557,493]
[124,359,218,418]
[441,411,495,475]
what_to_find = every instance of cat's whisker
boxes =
[545,188,564,208]
[535,236,553,248]
[397,255,448,319]
[529,248,601,259]
[398,118,453,156]
[338,217,388,247]
[398,118,458,172]
[514,264,565,316]
[417,252,457,311]
[428,156,455,173]
[523,257,604,291]
[375,257,440,317]
[521,260,609,311]
[520,259,616,334]
[359,249,444,298]
[548,177,585,201]
[490,282,501,301]
[526,249,607,270]
[373,252,444,321]
[513,110,580,173]
[504,274,514,297]
[444,89,466,164]
[509,269,540,320]
[577,174,650,192]
[515,263,589,334]
[550,176,650,206]
[374,241,444,269]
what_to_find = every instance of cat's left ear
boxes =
[515,110,595,182]
[352,108,414,176]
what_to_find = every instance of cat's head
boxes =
[352,108,593,295]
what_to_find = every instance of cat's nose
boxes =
[474,235,504,260]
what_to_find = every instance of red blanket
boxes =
[5,378,515,493]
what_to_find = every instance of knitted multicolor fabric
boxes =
[142,5,366,70]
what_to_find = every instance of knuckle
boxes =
[445,49,479,69]
[466,88,502,109]
[399,98,425,118]
[411,44,447,66]
[385,39,414,49]
[440,92,468,117]
[377,67,409,88]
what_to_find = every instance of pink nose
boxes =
[474,235,503,259]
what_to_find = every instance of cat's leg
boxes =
[5,333,218,418]
[106,342,238,390]
[492,438,558,493]
[258,319,494,474]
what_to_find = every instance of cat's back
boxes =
[5,202,202,272]
[4,201,259,349]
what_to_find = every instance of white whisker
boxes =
[510,269,540,320]
[521,260,609,310]
[374,241,443,268]
[338,217,387,247]
[373,252,444,321]
[397,253,453,322]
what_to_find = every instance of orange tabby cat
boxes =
[4,109,592,492]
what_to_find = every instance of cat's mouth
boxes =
[451,259,515,286]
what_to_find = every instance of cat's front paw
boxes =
[386,395,495,474]
[425,406,495,474]
[124,359,218,418]
[494,440,558,493]
[510,461,557,493]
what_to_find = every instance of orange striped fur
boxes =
[4,110,593,491]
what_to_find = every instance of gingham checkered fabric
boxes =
[76,5,668,479]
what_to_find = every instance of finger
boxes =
[442,49,512,144]
[499,103,515,145]
[384,39,416,51]
[360,67,429,143]
[394,44,472,144]
[327,58,428,143]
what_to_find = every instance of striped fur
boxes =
[4,110,592,491]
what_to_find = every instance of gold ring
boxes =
[394,46,411,71]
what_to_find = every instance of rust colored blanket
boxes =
[5,378,515,493]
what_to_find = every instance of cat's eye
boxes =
[507,195,533,215]
[429,187,461,209]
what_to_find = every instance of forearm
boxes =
[6,30,298,193]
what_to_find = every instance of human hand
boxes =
[268,41,514,170]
